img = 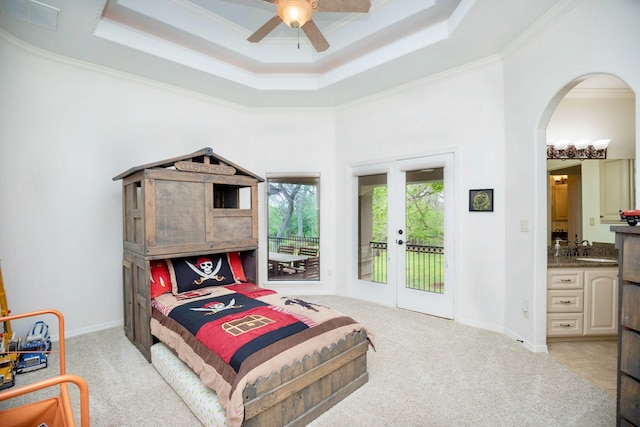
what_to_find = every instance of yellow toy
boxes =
[0,262,18,389]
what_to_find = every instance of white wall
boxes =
[0,34,337,336]
[335,59,507,332]
[503,0,640,350]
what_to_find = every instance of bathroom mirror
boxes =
[547,74,636,245]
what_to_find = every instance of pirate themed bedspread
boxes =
[151,281,374,427]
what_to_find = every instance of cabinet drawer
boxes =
[620,375,640,424]
[547,313,583,336]
[622,235,640,283]
[547,290,583,312]
[621,330,640,380]
[547,270,583,289]
[621,284,640,331]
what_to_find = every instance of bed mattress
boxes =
[151,341,227,427]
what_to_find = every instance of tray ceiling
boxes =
[1,0,570,107]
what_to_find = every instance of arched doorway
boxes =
[543,73,636,395]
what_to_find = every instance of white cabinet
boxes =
[600,159,634,223]
[584,269,618,335]
[547,267,618,338]
[551,183,568,222]
[547,268,584,337]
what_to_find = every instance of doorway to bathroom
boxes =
[544,73,635,395]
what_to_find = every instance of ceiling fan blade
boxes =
[316,0,371,13]
[302,20,329,52]
[247,15,283,43]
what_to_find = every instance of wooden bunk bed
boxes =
[113,148,372,427]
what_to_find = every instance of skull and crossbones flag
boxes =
[168,254,238,294]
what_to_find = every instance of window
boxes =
[358,174,388,283]
[267,175,319,281]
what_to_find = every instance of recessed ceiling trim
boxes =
[96,14,456,93]
[447,0,473,34]
[106,0,454,66]
[0,0,58,30]
[318,21,450,88]
[96,0,463,92]
[94,18,320,91]
[106,0,322,65]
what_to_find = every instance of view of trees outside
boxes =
[405,181,445,246]
[268,179,319,240]
[371,181,444,247]
[371,186,387,244]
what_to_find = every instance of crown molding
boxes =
[564,88,635,99]
[499,0,583,60]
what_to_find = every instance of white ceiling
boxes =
[0,0,577,107]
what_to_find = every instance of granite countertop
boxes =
[547,255,618,268]
[547,241,618,267]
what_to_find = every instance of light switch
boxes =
[589,217,595,226]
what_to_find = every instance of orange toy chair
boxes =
[0,309,89,427]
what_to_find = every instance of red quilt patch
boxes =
[196,306,304,365]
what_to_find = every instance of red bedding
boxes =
[151,283,373,427]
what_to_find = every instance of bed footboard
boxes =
[242,328,369,427]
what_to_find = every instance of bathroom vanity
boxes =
[547,256,618,339]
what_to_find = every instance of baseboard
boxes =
[50,319,123,342]
[504,328,548,353]
[457,316,504,334]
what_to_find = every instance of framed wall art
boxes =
[469,189,494,212]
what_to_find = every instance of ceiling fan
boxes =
[247,0,371,52]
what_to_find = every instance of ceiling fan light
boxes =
[278,0,313,29]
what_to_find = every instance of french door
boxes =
[352,154,454,319]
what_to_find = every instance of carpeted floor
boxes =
[1,295,615,426]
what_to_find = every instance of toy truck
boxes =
[620,209,640,226]
[0,321,18,390]
[16,320,50,373]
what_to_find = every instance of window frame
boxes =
[265,173,320,282]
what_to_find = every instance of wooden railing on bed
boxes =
[242,329,369,427]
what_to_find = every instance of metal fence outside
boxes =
[268,236,320,253]
[370,241,444,293]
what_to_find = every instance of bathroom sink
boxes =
[574,257,617,263]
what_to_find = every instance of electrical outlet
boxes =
[520,220,529,232]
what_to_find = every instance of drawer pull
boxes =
[560,279,573,282]
[560,323,572,327]
[559,300,572,304]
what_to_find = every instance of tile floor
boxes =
[547,340,618,396]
